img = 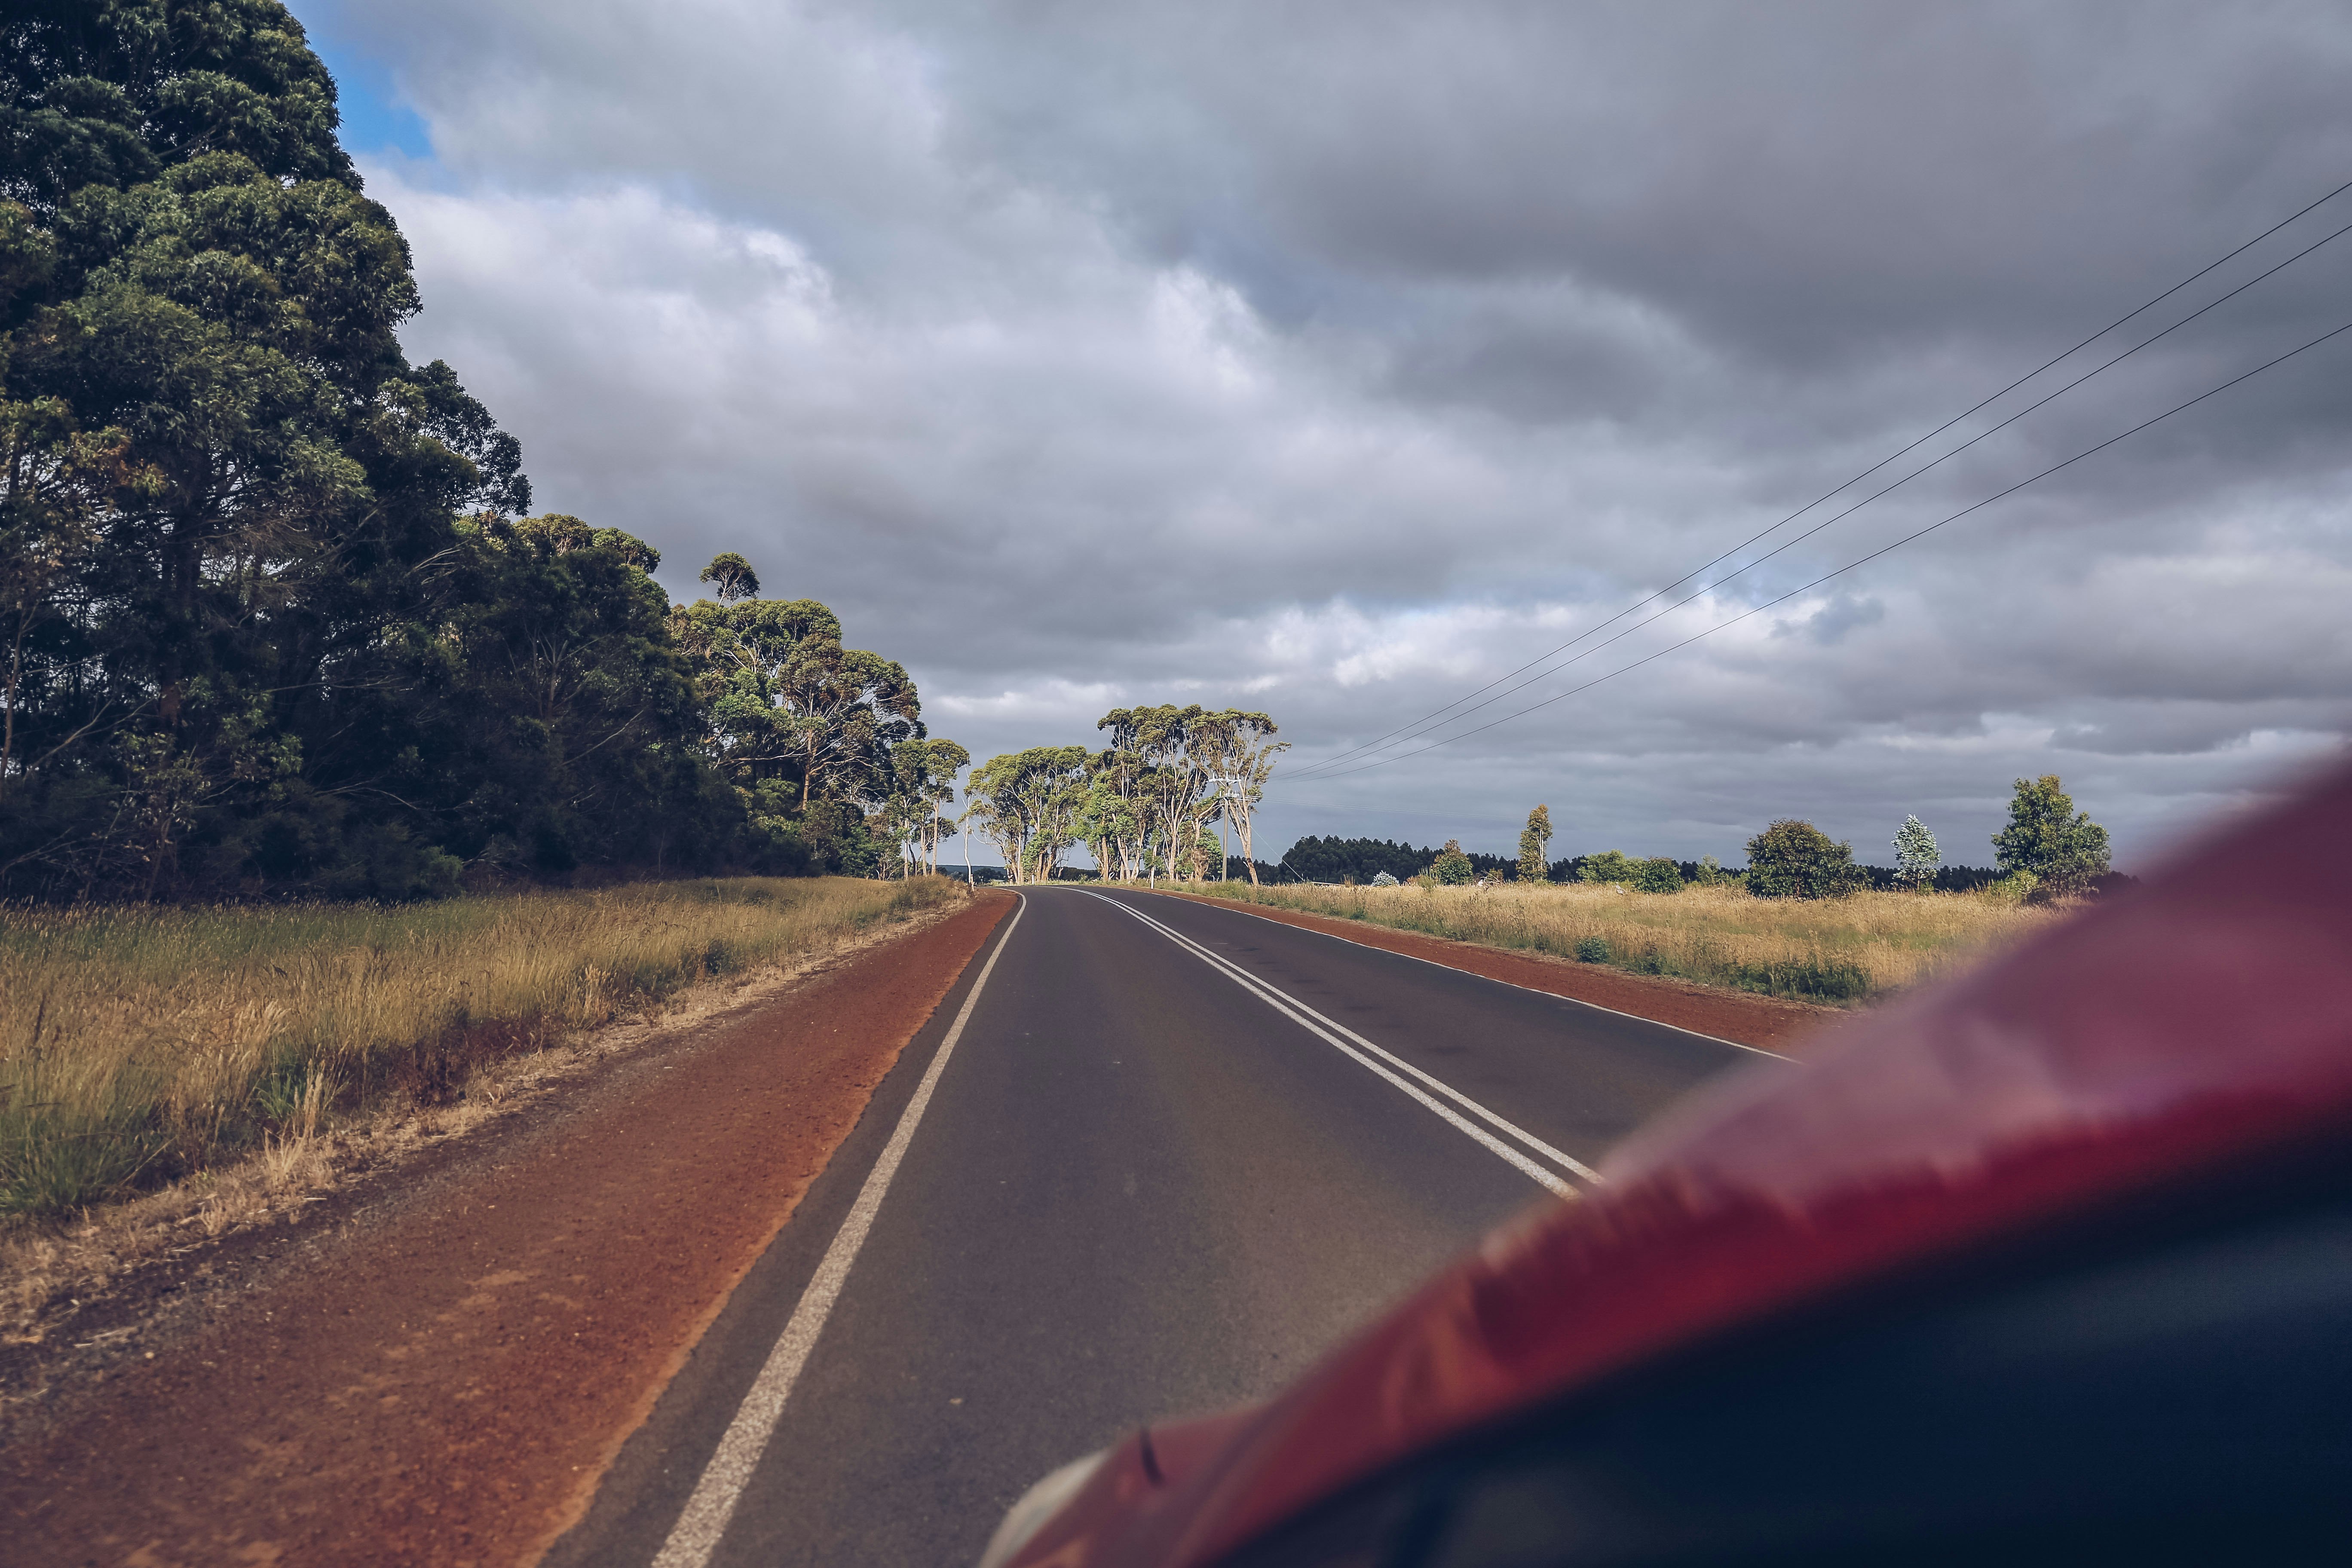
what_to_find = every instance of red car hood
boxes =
[1002,757,2352,1568]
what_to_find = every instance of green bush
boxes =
[1576,850,1635,884]
[1985,869,2040,906]
[1745,819,1865,899]
[1574,935,1609,962]
[1631,857,1684,895]
[1430,839,1475,885]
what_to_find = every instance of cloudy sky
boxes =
[298,0,2352,871]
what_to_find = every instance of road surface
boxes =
[547,886,1785,1568]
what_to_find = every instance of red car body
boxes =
[986,760,2352,1566]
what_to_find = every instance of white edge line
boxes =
[1077,890,1580,1196]
[1122,888,1796,1062]
[1096,896,1605,1187]
[650,894,1029,1568]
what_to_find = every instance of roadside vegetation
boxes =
[1,7,965,900]
[1126,778,2116,1008]
[1187,879,2053,1006]
[0,876,962,1219]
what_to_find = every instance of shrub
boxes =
[1745,819,1865,899]
[1631,857,1684,895]
[1985,869,2040,906]
[1574,935,1610,962]
[1430,839,1475,885]
[1577,850,1636,885]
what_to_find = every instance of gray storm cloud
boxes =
[309,0,2352,867]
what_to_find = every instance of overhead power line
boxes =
[1283,206,2352,783]
[1291,314,2352,784]
[1284,174,2352,782]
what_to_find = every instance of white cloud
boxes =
[306,0,2352,867]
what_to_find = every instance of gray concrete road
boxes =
[547,887,1784,1568]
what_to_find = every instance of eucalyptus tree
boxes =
[884,736,967,876]
[1073,760,1142,881]
[967,745,1088,883]
[1080,742,1159,880]
[1099,704,1219,883]
[1517,805,1554,883]
[674,585,922,811]
[1189,710,1283,884]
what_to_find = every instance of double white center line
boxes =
[1078,891,1602,1195]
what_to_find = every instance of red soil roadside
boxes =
[1153,891,1840,1053]
[0,891,1014,1568]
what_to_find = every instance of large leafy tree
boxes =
[1187,709,1281,884]
[968,745,1088,883]
[1096,703,1280,883]
[1745,818,1865,900]
[673,575,924,811]
[880,735,966,876]
[0,3,784,896]
[1992,775,2110,897]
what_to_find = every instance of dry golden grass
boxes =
[1188,879,2058,1005]
[0,876,962,1219]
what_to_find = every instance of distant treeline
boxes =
[1272,836,2132,894]
[1280,836,1513,883]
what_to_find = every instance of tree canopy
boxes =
[1744,819,1865,900]
[1991,775,2110,897]
[0,8,953,896]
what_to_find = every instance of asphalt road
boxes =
[548,886,1783,1568]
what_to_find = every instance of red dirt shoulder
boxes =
[0,892,1015,1568]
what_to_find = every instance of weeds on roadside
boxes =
[1184,880,2049,1006]
[0,877,960,1219]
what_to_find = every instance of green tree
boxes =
[1430,839,1474,885]
[1991,775,2110,897]
[1516,805,1553,883]
[1577,849,1636,885]
[879,736,966,876]
[423,514,729,881]
[967,745,1089,884]
[1099,704,1216,883]
[1630,856,1684,895]
[673,591,920,811]
[0,1,613,896]
[698,551,759,603]
[1189,709,1283,883]
[1893,814,1940,891]
[1744,819,1864,899]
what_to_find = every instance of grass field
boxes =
[1185,879,2055,1007]
[0,877,963,1219]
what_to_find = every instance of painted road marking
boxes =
[1078,890,1598,1194]
[650,895,1029,1568]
